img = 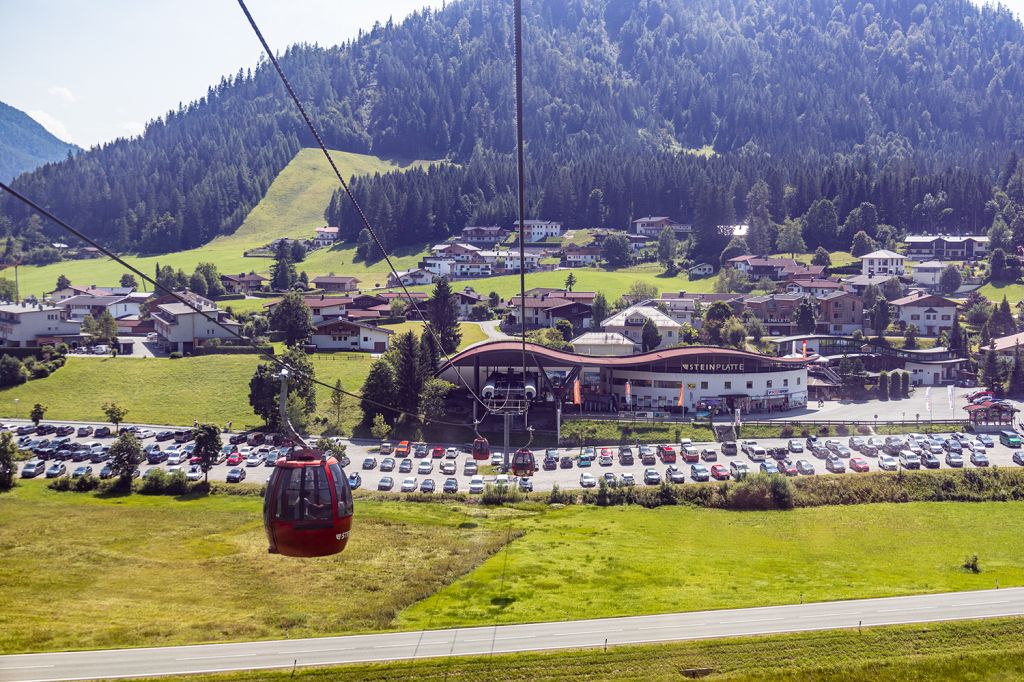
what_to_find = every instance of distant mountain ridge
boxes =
[0,101,80,182]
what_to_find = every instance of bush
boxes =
[780,425,795,438]
[169,352,183,360]
[480,484,524,505]
[856,424,872,435]
[835,424,850,436]
[138,469,169,494]
[73,474,100,492]
[963,554,981,573]
[47,476,72,492]
[30,364,51,379]
[726,474,795,510]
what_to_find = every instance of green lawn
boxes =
[977,280,1024,307]
[131,617,1024,682]
[0,354,374,431]
[396,501,1024,629]
[378,320,488,350]
[0,484,512,654]
[398,264,716,302]
[11,148,434,298]
[769,251,857,268]
[2,486,1022,655]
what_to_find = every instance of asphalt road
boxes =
[1,588,1021,681]
[9,417,1024,492]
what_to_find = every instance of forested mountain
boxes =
[0,102,80,183]
[4,0,1024,256]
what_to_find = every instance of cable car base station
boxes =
[437,342,811,441]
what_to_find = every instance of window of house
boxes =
[797,377,801,385]
[784,379,789,386]
[766,380,773,388]
[700,381,708,389]
[724,381,732,390]
[746,380,753,389]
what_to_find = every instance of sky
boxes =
[0,0,440,148]
[1,0,1021,149]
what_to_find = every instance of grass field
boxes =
[130,617,1024,681]
[396,501,1024,629]
[0,484,513,654]
[977,280,1024,307]
[2,486,1023,655]
[769,251,858,268]
[378,320,488,350]
[0,353,374,431]
[397,263,717,302]
[10,149,434,298]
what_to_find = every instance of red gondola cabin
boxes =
[472,437,490,461]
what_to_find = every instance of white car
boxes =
[137,429,155,439]
[445,447,459,459]
[877,454,898,471]
[417,460,433,475]
[468,475,485,494]
[166,452,188,466]
[493,474,510,487]
[400,477,418,493]
[440,461,456,475]
[579,472,597,488]
[186,465,203,481]
[619,472,636,486]
[490,452,504,467]
[245,452,264,467]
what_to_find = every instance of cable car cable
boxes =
[0,180,469,429]
[235,0,490,413]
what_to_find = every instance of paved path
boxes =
[2,589,1021,681]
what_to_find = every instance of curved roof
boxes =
[439,341,810,372]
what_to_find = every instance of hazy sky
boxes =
[0,0,440,148]
[1,0,1021,149]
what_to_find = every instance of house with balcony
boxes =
[562,244,602,267]
[311,275,361,293]
[521,220,563,242]
[311,226,340,248]
[859,249,907,276]
[632,216,691,238]
[151,300,241,353]
[600,304,681,350]
[220,272,268,294]
[57,292,148,322]
[309,319,392,353]
[0,302,82,347]
[727,255,825,281]
[784,278,843,297]
[742,293,810,336]
[263,295,351,325]
[461,225,508,244]
[815,291,864,335]
[910,261,950,291]
[889,292,958,337]
[903,235,989,260]
[388,268,436,287]
[506,290,594,331]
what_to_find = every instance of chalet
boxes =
[910,261,950,291]
[264,295,350,324]
[841,274,902,297]
[727,255,825,281]
[151,301,241,353]
[507,290,594,330]
[57,293,147,321]
[430,243,482,261]
[785,278,843,297]
[889,292,958,337]
[421,256,493,279]
[220,272,267,294]
[521,220,563,242]
[903,235,989,261]
[453,288,484,319]
[859,249,906,276]
[311,275,360,293]
[632,216,691,238]
[600,305,681,350]
[657,297,700,327]
[461,225,508,244]
[46,284,132,302]
[520,288,596,304]
[311,226,340,248]
[388,268,436,287]
[309,319,392,353]
[742,293,811,336]
[989,331,1024,355]
[562,244,602,267]
[815,291,864,335]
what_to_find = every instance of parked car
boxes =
[518,477,534,493]
[665,465,686,484]
[463,460,478,476]
[978,434,995,448]
[642,468,661,485]
[729,461,749,480]
[543,452,558,470]
[412,442,428,458]
[379,442,394,456]
[445,447,459,460]
[788,439,805,453]
[45,462,67,478]
[720,441,738,456]
[618,447,634,465]
[877,454,898,471]
[970,451,990,467]
[20,461,46,478]
[760,461,779,474]
[795,459,815,475]
[690,463,710,481]
[777,459,798,476]
[394,441,411,457]
[639,445,657,465]
[468,476,485,494]
[55,425,75,436]
[443,477,459,493]
[362,457,378,470]
[945,452,964,468]
[156,430,174,441]
[619,473,636,486]
[1012,451,1024,466]
[226,468,246,483]
[245,452,265,467]
[400,477,418,493]
[186,465,203,482]
[579,472,597,488]
[599,448,614,466]
[899,451,921,469]
[710,464,730,480]
[417,460,433,475]
[380,457,396,472]
[377,476,394,491]
[681,445,701,463]
[399,459,413,474]
[825,456,846,473]
[229,433,247,445]
[419,479,435,493]
[700,448,717,462]
[71,465,93,478]
[226,452,245,466]
[849,457,870,473]
[920,451,941,469]
[440,461,456,475]
[848,436,866,451]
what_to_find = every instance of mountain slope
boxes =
[0,101,80,182]
[3,0,1024,254]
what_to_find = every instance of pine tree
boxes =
[877,371,889,400]
[1008,343,1024,397]
[564,272,577,292]
[795,298,817,334]
[361,359,396,424]
[657,226,678,269]
[426,277,461,354]
[55,274,71,290]
[983,342,1002,391]
[192,424,222,484]
[418,332,440,381]
[641,318,662,352]
[270,241,296,291]
[591,292,610,327]
[949,313,964,355]
[392,331,423,414]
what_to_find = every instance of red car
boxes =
[850,457,870,472]
[657,445,677,463]
[395,441,411,457]
[966,390,993,401]
[710,463,730,480]
[226,452,245,466]
[431,446,445,458]
[777,459,798,476]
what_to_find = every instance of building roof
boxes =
[990,331,1024,353]
[888,292,958,307]
[860,249,905,260]
[570,332,635,346]
[842,274,899,287]
[312,275,360,284]
[223,272,267,283]
[913,260,947,270]
[315,226,339,234]
[789,278,842,290]
[817,290,860,302]
[602,304,682,329]
[904,235,989,244]
[0,302,63,314]
[315,319,393,334]
[743,293,809,304]
[59,294,129,307]
[263,296,352,310]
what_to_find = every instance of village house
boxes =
[220,272,268,294]
[151,300,241,353]
[600,304,682,350]
[562,244,602,267]
[388,268,436,287]
[0,302,82,347]
[903,234,989,261]
[311,275,361,293]
[859,249,907,276]
[910,261,950,291]
[56,292,149,321]
[309,319,392,353]
[452,288,485,319]
[506,290,594,331]
[631,216,691,238]
[889,292,958,337]
[688,263,715,277]
[815,291,865,335]
[311,226,340,249]
[570,331,636,356]
[784,278,843,297]
[841,273,902,297]
[461,225,508,244]
[988,331,1024,356]
[742,293,810,336]
[263,295,351,325]
[520,220,563,242]
[46,284,133,302]
[727,255,825,281]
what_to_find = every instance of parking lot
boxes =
[8,417,1024,494]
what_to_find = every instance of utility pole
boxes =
[503,412,511,473]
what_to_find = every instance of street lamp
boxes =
[874,413,878,429]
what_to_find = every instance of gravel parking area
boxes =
[8,417,1023,493]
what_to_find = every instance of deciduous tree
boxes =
[270,291,315,347]
[192,423,222,483]
[108,432,142,489]
[102,402,129,433]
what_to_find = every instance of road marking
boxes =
[727,617,787,624]
[0,665,55,670]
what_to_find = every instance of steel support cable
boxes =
[0,180,469,428]
[512,0,529,418]
[235,0,489,413]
